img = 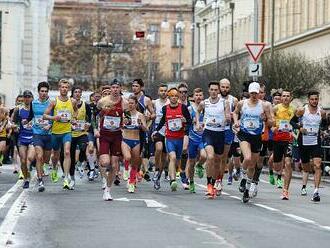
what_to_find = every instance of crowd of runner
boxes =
[0,78,328,203]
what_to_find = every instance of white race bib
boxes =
[35,117,49,127]
[168,118,182,131]
[103,116,121,130]
[22,120,33,130]
[304,123,319,136]
[205,115,223,128]
[278,120,292,132]
[57,110,71,123]
[72,120,86,131]
[243,118,259,130]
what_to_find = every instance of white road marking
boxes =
[195,183,330,232]
[0,181,22,210]
[0,190,26,247]
[143,199,167,208]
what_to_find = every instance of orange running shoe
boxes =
[206,184,215,199]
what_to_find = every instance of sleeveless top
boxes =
[99,98,123,136]
[32,98,51,135]
[0,119,8,138]
[72,101,88,138]
[301,105,322,146]
[203,98,226,132]
[52,97,74,135]
[220,95,235,131]
[273,103,295,142]
[165,103,185,139]
[123,112,140,130]
[188,104,204,142]
[240,99,264,135]
[154,99,166,136]
[18,107,33,143]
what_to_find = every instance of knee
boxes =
[169,153,176,162]
[64,150,70,158]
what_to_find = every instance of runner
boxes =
[218,79,238,186]
[186,88,206,193]
[153,87,192,191]
[96,80,128,200]
[28,82,52,192]
[12,90,35,189]
[272,90,295,200]
[233,82,274,203]
[152,84,169,190]
[70,86,92,189]
[122,95,148,193]
[196,81,230,198]
[0,107,10,170]
[43,79,77,189]
[290,90,327,202]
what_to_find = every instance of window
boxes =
[52,20,66,45]
[151,62,159,81]
[148,24,160,45]
[172,63,183,81]
[172,25,184,47]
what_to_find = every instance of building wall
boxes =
[51,0,192,87]
[0,0,53,107]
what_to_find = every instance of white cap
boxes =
[248,82,260,93]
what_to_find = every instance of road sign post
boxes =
[245,42,265,81]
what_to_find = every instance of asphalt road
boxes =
[1,163,330,248]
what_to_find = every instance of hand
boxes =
[84,123,91,131]
[233,122,240,133]
[43,124,51,131]
[54,115,61,122]
[260,112,267,122]
[94,130,100,138]
[300,127,307,135]
[196,123,202,132]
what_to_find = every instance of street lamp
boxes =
[176,18,185,82]
[212,0,223,78]
[229,2,235,53]
[146,33,155,90]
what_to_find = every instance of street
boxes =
[1,164,330,248]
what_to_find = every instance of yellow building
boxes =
[50,0,192,89]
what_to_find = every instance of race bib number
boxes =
[168,118,182,131]
[103,116,121,130]
[57,110,71,123]
[72,120,86,131]
[35,117,49,128]
[22,119,32,130]
[278,120,292,132]
[304,123,319,136]
[243,118,260,131]
[205,115,223,128]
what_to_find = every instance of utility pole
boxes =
[230,2,235,53]
[271,0,275,60]
[216,1,220,78]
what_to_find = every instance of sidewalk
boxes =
[262,168,330,184]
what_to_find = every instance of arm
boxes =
[195,101,205,129]
[27,102,34,122]
[264,102,274,128]
[290,107,304,130]
[43,101,58,121]
[145,97,155,121]
[182,104,192,135]
[224,100,231,124]
[139,113,148,132]
[232,101,243,128]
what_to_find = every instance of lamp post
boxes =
[230,2,235,53]
[212,0,221,78]
[176,17,185,82]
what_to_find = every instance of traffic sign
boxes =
[249,63,262,77]
[245,43,266,63]
[135,31,145,38]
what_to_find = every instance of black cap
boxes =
[23,90,33,97]
[110,78,121,86]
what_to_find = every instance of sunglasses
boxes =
[179,90,188,94]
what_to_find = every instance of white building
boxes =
[0,0,54,107]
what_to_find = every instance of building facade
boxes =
[0,0,54,107]
[50,0,192,89]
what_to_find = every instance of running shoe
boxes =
[195,163,204,179]
[114,175,120,186]
[43,164,50,176]
[148,161,154,172]
[176,171,180,179]
[180,172,189,190]
[79,168,84,179]
[189,182,196,193]
[22,180,30,189]
[51,170,59,183]
[123,169,129,181]
[249,183,258,198]
[88,170,95,181]
[153,171,161,190]
[164,175,170,182]
[301,187,307,196]
[276,178,283,189]
[227,175,233,185]
[144,171,151,182]
[69,180,75,190]
[281,189,289,200]
[13,170,18,174]
[205,184,215,199]
[38,180,45,192]
[311,192,320,202]
[102,177,107,190]
[269,174,275,185]
[242,189,250,203]
[239,178,246,193]
[170,181,178,191]
[18,171,24,180]
[214,180,223,196]
[128,183,135,193]
[137,171,143,182]
[103,188,113,201]
[63,178,70,190]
